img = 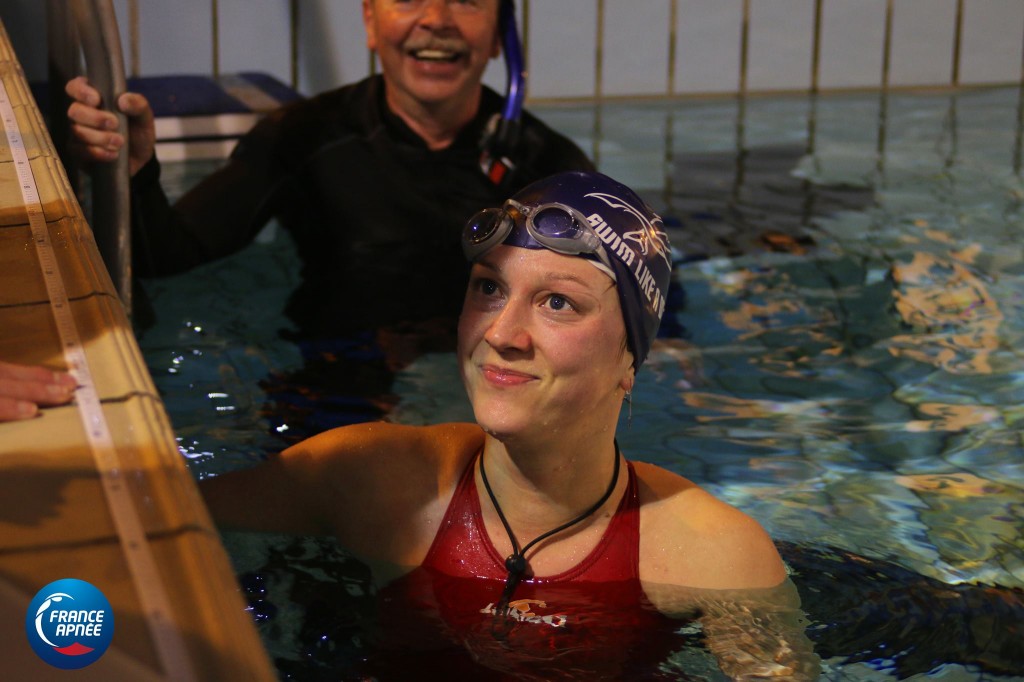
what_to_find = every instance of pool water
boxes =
[140,87,1024,680]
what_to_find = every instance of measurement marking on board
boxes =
[0,79,197,681]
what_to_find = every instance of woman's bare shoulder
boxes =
[632,460,786,590]
[285,421,483,473]
[292,420,482,452]
[284,422,485,561]
[199,420,486,569]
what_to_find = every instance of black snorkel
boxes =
[479,0,525,185]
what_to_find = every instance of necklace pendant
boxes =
[479,441,622,622]
[505,553,527,575]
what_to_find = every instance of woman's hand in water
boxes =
[649,580,822,680]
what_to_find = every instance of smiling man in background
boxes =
[64,0,594,434]
[68,0,592,334]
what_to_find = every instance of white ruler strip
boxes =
[0,79,197,681]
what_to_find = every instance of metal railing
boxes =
[49,0,132,316]
[114,0,1024,101]
[46,0,1024,294]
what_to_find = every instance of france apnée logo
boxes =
[25,578,114,669]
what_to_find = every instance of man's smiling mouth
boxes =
[410,48,462,63]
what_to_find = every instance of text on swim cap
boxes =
[588,213,666,319]
[590,215,635,267]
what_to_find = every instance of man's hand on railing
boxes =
[66,76,156,176]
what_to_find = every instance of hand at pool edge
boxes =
[0,361,77,421]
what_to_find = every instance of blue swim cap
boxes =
[464,171,673,369]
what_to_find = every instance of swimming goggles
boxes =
[462,198,616,276]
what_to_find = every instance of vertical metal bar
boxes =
[810,0,822,94]
[881,0,893,90]
[1014,11,1023,174]
[739,0,750,95]
[951,0,964,86]
[128,0,140,77]
[798,0,823,233]
[877,0,894,178]
[737,1,751,155]
[71,0,132,315]
[290,0,300,89]
[734,0,750,206]
[211,0,220,79]
[806,0,823,161]
[664,0,678,207]
[667,0,678,96]
[943,4,963,170]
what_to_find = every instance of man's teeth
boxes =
[413,49,458,62]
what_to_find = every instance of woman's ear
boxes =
[619,364,636,394]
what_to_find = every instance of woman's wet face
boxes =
[458,246,634,442]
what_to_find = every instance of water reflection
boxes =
[888,251,1003,374]
[144,89,1024,678]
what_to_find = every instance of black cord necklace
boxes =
[480,440,621,618]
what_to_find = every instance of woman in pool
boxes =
[202,171,818,679]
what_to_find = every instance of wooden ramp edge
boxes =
[0,18,276,682]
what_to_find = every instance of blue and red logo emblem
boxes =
[26,578,114,669]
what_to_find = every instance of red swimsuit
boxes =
[424,452,643,585]
[370,453,689,680]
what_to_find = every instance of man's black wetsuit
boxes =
[130,75,594,336]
